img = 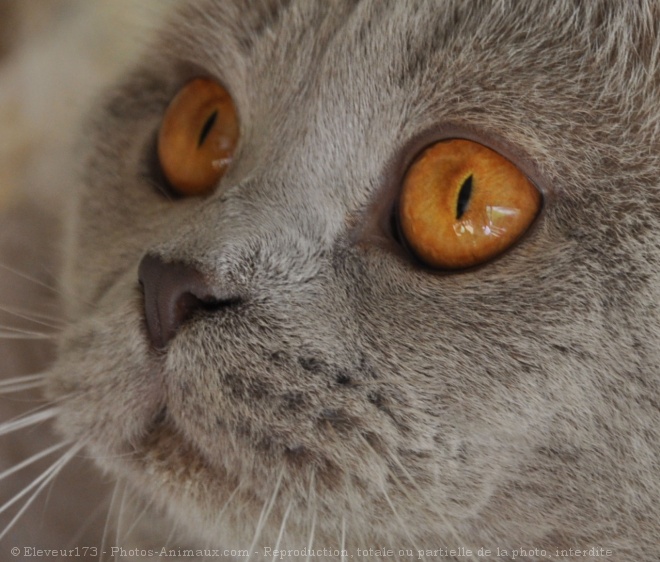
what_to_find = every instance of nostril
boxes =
[138,253,231,349]
[175,290,207,323]
[197,296,240,312]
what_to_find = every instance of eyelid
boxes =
[389,124,550,199]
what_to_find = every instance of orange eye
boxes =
[398,139,541,270]
[158,78,239,197]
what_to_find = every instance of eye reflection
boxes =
[453,222,475,236]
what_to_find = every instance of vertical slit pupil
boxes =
[456,175,473,219]
[198,110,218,147]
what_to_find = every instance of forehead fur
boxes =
[111,0,660,207]
[87,0,660,301]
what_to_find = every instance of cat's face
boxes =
[47,0,660,554]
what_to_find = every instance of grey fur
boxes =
[5,0,660,560]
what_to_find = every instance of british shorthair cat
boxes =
[1,1,659,560]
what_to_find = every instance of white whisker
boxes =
[0,441,68,482]
[304,469,317,561]
[0,380,45,394]
[0,407,58,437]
[0,303,62,330]
[0,263,59,293]
[352,434,426,561]
[379,484,423,559]
[1,305,63,325]
[114,483,129,562]
[305,507,316,562]
[0,324,52,336]
[65,496,111,555]
[355,432,480,562]
[161,520,180,561]
[0,263,93,307]
[248,468,284,559]
[0,373,46,394]
[0,374,45,387]
[122,496,152,543]
[0,451,64,516]
[379,444,479,562]
[0,331,53,340]
[210,482,241,535]
[100,481,121,562]
[272,500,292,559]
[0,442,83,541]
[340,516,347,562]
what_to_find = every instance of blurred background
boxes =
[0,3,178,557]
[0,0,176,210]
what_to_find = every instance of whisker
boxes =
[0,441,83,540]
[353,434,427,561]
[0,441,68,482]
[76,447,139,462]
[0,373,46,387]
[0,303,62,324]
[211,481,241,532]
[0,380,45,394]
[340,516,347,562]
[0,263,59,293]
[381,445,479,562]
[0,331,53,340]
[0,263,93,307]
[114,482,129,562]
[100,481,121,562]
[121,495,153,543]
[160,521,179,561]
[0,449,64,518]
[0,304,63,330]
[65,496,111,556]
[0,324,52,334]
[0,407,58,437]
[305,501,317,562]
[272,500,292,559]
[0,374,46,395]
[379,483,423,560]
[356,433,480,562]
[248,467,284,559]
[304,469,317,562]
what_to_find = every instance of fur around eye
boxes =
[157,78,239,197]
[398,139,541,269]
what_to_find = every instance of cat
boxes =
[1,0,659,561]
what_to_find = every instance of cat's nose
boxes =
[138,254,220,349]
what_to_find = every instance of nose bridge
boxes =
[150,175,336,282]
[137,178,334,348]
